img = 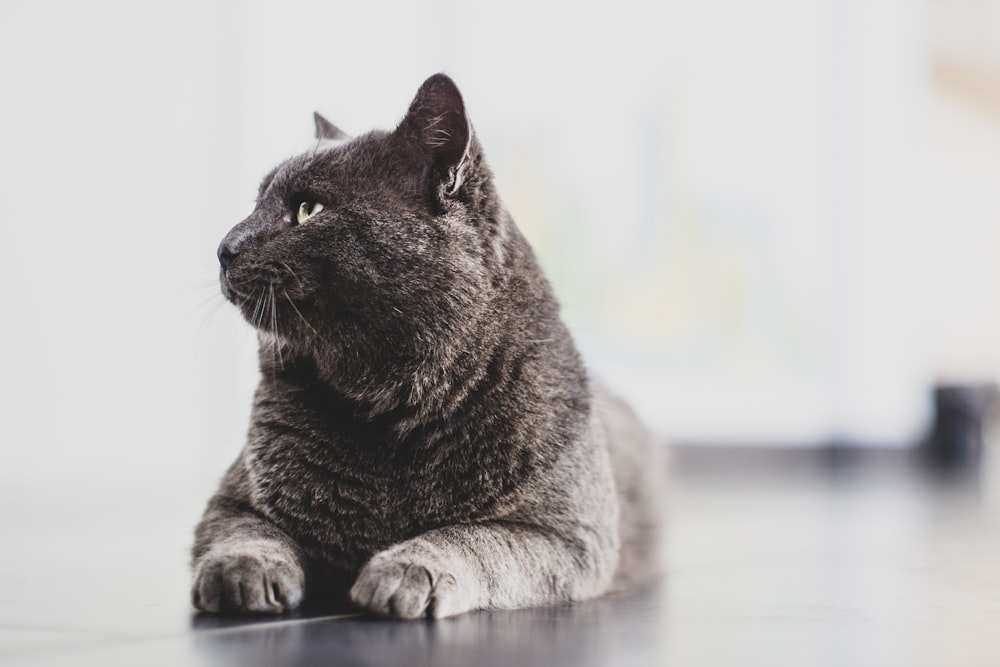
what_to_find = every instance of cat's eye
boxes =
[296,200,324,224]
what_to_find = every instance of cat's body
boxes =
[193,74,663,618]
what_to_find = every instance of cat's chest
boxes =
[245,411,496,568]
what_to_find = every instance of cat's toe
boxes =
[192,552,304,615]
[390,565,435,618]
[351,560,433,619]
[350,554,472,619]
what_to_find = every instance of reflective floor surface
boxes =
[3,446,1000,666]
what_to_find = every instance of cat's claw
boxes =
[192,551,304,614]
[350,550,471,619]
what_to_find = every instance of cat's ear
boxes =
[314,112,350,141]
[395,73,473,198]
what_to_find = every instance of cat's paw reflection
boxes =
[350,554,469,619]
[192,551,304,614]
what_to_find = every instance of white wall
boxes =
[1,0,998,487]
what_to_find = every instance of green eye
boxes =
[296,200,324,224]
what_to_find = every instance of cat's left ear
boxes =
[314,112,350,142]
[395,73,473,198]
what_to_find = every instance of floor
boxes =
[3,446,1000,666]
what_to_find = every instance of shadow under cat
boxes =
[189,586,664,667]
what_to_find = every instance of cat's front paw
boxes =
[192,548,304,614]
[350,547,476,619]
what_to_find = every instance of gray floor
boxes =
[3,447,1000,666]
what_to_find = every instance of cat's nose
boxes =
[218,219,260,269]
[217,241,238,270]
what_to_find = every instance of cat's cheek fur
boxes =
[192,543,305,614]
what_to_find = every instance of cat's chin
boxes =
[220,260,308,308]
[220,280,301,341]
[256,330,285,347]
[218,273,244,304]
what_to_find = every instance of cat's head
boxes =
[217,74,507,362]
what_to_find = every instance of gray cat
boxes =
[192,74,664,619]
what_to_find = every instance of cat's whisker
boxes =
[270,284,285,371]
[193,290,226,312]
[236,290,254,323]
[198,296,229,331]
[258,288,269,331]
[248,287,259,327]
[281,288,331,346]
[251,286,267,329]
[265,285,277,385]
[172,276,224,295]
[278,261,304,291]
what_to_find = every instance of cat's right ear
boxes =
[395,73,473,200]
[314,112,350,142]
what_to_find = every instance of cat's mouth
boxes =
[220,261,308,330]
[222,261,304,296]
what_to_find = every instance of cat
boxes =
[192,73,664,619]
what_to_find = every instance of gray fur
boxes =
[193,74,664,619]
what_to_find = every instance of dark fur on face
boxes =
[193,74,663,618]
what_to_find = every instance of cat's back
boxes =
[593,383,667,588]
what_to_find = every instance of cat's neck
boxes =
[258,307,509,419]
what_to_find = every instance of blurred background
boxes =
[2,0,999,489]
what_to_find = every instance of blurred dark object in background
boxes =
[923,383,999,471]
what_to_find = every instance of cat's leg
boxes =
[350,521,618,619]
[191,459,307,615]
[192,504,306,614]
